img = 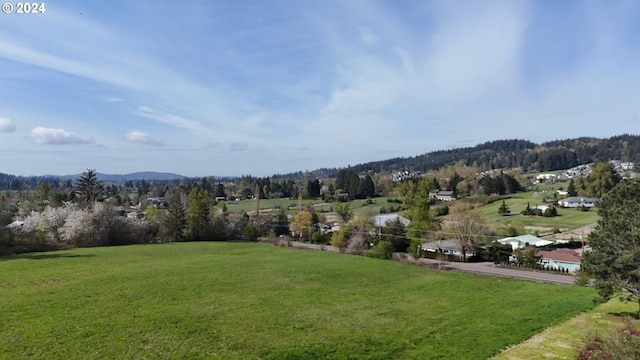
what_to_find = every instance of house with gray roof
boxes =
[557,197,598,208]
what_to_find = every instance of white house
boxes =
[537,248,582,273]
[421,239,478,258]
[532,205,550,213]
[497,234,553,250]
[372,213,410,227]
[428,190,455,202]
[536,174,558,181]
[557,197,598,208]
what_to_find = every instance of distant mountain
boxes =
[51,172,188,181]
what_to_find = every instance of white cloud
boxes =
[30,127,93,145]
[0,118,17,132]
[124,131,164,146]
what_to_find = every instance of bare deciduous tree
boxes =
[449,211,485,262]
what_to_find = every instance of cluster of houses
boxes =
[535,160,635,184]
[391,170,421,183]
[421,234,583,273]
[372,212,583,273]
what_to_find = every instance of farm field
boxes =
[0,242,595,359]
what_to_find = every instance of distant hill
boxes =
[3,134,640,189]
[51,172,188,182]
[287,134,640,179]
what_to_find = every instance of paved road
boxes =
[261,240,577,285]
[416,258,576,285]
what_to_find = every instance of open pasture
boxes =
[0,242,595,359]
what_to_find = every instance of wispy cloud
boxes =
[0,118,17,133]
[230,142,248,151]
[102,96,126,103]
[124,131,164,146]
[30,127,93,145]
[136,106,214,136]
[358,27,377,45]
[204,142,221,148]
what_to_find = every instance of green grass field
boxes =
[0,242,596,359]
[226,196,394,217]
[475,193,600,231]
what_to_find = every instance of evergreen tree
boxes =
[74,169,103,205]
[498,200,510,215]
[214,183,226,198]
[306,179,321,198]
[187,186,210,240]
[448,172,463,193]
[583,179,640,318]
[567,178,577,197]
[360,175,375,198]
[164,198,187,241]
[272,210,290,237]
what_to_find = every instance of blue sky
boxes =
[1,1,639,177]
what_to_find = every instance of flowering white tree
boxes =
[20,210,44,234]
[44,205,69,242]
[11,200,160,250]
[59,206,93,246]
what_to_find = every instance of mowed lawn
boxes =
[225,196,394,216]
[476,194,600,230]
[0,242,596,359]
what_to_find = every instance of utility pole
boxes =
[255,182,261,218]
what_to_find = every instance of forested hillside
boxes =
[330,134,640,176]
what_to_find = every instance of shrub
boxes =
[436,205,449,216]
[365,241,393,259]
[330,230,348,252]
[577,318,640,359]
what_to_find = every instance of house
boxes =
[421,238,478,258]
[536,173,558,181]
[537,248,582,273]
[497,234,553,250]
[372,213,410,227]
[5,220,24,229]
[558,197,598,208]
[532,204,550,213]
[556,190,568,196]
[4,197,19,207]
[621,162,635,171]
[429,190,455,202]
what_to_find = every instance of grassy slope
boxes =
[493,298,639,359]
[226,196,394,217]
[0,242,595,359]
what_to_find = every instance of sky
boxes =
[1,0,639,177]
